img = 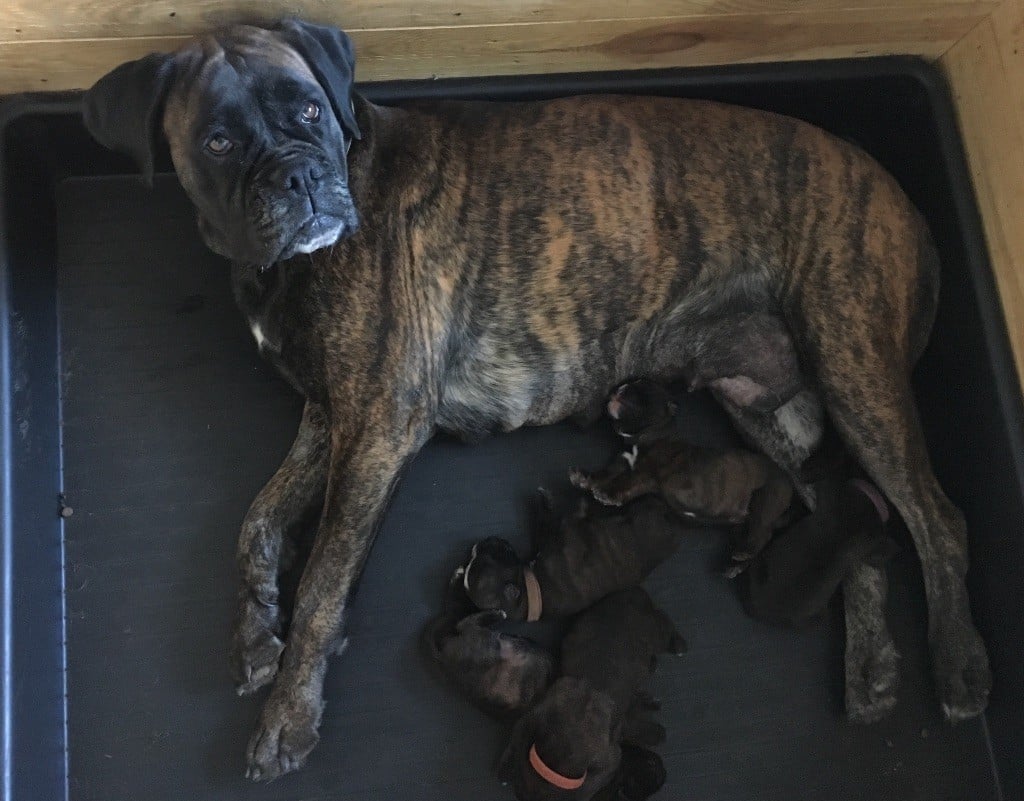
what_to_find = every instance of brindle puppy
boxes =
[422,565,554,714]
[498,588,684,801]
[84,19,989,777]
[571,380,794,564]
[463,493,690,620]
[742,478,898,627]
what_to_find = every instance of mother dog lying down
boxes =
[83,18,990,780]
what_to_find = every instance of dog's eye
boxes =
[301,102,321,123]
[205,135,233,155]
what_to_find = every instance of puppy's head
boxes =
[498,678,622,801]
[607,380,677,440]
[462,538,527,619]
[84,20,362,266]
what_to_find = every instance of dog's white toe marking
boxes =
[621,445,639,470]
[250,322,267,351]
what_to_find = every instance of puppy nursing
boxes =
[572,379,794,565]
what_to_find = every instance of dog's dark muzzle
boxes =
[248,151,358,261]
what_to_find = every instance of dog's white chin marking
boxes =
[292,222,344,254]
[463,543,479,592]
[621,445,639,470]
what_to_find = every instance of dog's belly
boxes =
[436,339,608,437]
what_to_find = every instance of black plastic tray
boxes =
[2,57,1022,801]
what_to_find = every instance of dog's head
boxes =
[461,538,527,619]
[84,20,362,266]
[607,380,677,440]
[497,677,622,801]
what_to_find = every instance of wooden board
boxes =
[0,4,993,93]
[941,3,1024,389]
[0,0,1000,42]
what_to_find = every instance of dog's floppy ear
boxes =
[83,53,176,186]
[275,18,362,141]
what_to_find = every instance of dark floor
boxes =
[57,175,997,801]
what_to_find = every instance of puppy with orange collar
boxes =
[462,492,692,621]
[498,588,684,800]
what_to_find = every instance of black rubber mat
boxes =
[56,175,998,801]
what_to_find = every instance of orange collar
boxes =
[529,744,586,791]
[524,565,543,622]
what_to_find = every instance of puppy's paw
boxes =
[667,633,688,656]
[720,559,751,580]
[846,638,900,724]
[623,719,667,747]
[934,626,991,722]
[246,687,323,781]
[568,468,592,490]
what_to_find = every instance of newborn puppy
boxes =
[498,588,685,800]
[422,566,554,714]
[463,493,690,620]
[572,379,793,564]
[742,477,898,627]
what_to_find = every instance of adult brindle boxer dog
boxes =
[83,18,990,780]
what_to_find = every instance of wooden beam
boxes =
[0,0,1000,43]
[941,8,1024,388]
[0,6,991,94]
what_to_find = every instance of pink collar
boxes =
[529,744,586,790]
[849,479,889,524]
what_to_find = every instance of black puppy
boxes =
[742,477,898,627]
[606,379,678,441]
[498,588,685,800]
[572,379,794,565]
[463,493,691,620]
[422,566,554,714]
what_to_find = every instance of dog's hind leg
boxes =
[821,369,990,720]
[232,402,330,695]
[717,392,900,718]
[791,217,989,720]
[843,562,899,722]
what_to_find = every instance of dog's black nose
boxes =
[281,163,322,193]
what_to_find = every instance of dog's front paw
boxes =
[233,631,285,696]
[246,686,324,781]
[934,625,991,722]
[232,594,285,695]
[846,638,900,724]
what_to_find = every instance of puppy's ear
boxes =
[83,53,176,186]
[276,18,362,140]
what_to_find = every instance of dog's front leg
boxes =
[245,405,432,781]
[232,401,329,694]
